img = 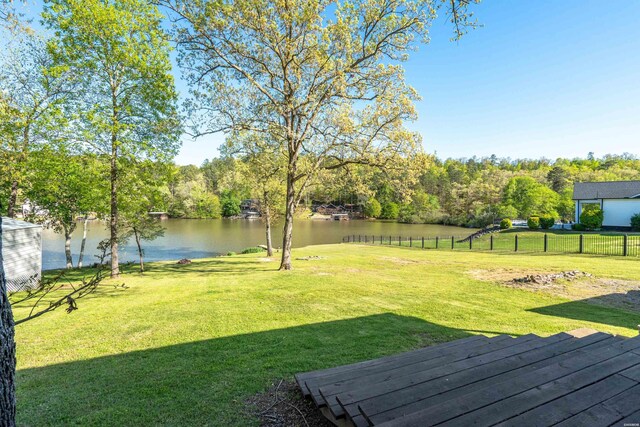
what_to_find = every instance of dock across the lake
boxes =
[296,329,640,426]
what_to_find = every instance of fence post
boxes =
[544,234,548,252]
[436,236,439,249]
[398,236,401,246]
[409,237,412,247]
[469,236,473,250]
[490,235,494,251]
[380,235,383,245]
[624,234,628,256]
[451,236,455,250]
[422,237,425,249]
[358,235,361,243]
[389,236,392,245]
[515,234,519,252]
[365,235,368,243]
[579,234,584,254]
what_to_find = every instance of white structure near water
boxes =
[1,217,42,292]
[573,181,640,229]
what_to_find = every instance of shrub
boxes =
[539,215,556,230]
[363,197,382,218]
[379,202,399,220]
[225,251,236,256]
[220,191,241,217]
[571,223,586,231]
[527,216,540,230]
[241,246,266,254]
[499,218,512,230]
[580,207,603,230]
[631,213,640,231]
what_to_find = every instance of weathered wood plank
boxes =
[308,335,510,406]
[619,363,640,382]
[359,332,614,425]
[495,374,638,426]
[324,335,536,417]
[335,333,566,420]
[554,384,640,427]
[295,335,486,388]
[437,352,640,426]
[324,334,540,411]
[614,409,640,426]
[377,338,640,427]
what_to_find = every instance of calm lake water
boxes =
[41,219,476,270]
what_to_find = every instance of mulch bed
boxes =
[246,379,333,427]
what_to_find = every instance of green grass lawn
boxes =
[12,244,640,425]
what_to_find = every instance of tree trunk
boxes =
[64,225,73,269]
[279,169,296,270]
[110,136,119,278]
[77,216,88,268]
[135,230,144,273]
[264,193,273,257]
[7,181,18,219]
[0,217,17,427]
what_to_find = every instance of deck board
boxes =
[334,333,568,420]
[295,333,640,427]
[325,334,541,417]
[308,335,508,407]
[554,384,640,427]
[360,332,616,425]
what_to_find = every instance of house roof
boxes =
[1,217,42,231]
[573,181,640,200]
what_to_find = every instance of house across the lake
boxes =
[573,180,640,229]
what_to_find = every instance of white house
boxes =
[1,217,42,292]
[573,181,640,229]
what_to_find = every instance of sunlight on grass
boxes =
[14,244,640,425]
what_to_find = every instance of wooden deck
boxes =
[295,330,640,426]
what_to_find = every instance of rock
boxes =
[512,270,591,285]
[177,258,192,265]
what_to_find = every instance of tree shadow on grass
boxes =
[528,292,640,331]
[17,313,474,426]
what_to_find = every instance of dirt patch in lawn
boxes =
[246,379,333,427]
[468,269,640,312]
[379,256,426,266]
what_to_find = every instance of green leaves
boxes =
[43,0,181,160]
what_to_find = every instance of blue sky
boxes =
[177,0,640,165]
[13,1,640,165]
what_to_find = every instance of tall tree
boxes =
[43,0,181,278]
[25,147,104,268]
[224,132,286,256]
[0,215,17,427]
[0,32,74,217]
[163,0,477,270]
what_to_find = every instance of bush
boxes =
[241,246,266,254]
[631,213,640,231]
[571,223,586,231]
[527,216,540,230]
[225,251,236,256]
[539,215,556,230]
[363,197,382,218]
[220,191,241,217]
[499,218,512,230]
[580,207,603,230]
[379,202,399,220]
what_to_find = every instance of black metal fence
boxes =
[342,233,640,257]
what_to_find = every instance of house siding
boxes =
[602,199,640,228]
[2,220,42,292]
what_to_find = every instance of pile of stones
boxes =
[513,270,592,285]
